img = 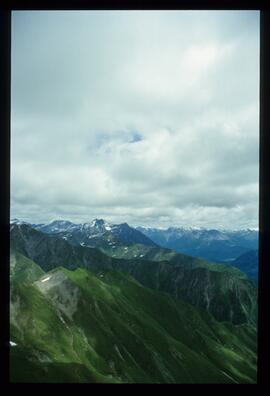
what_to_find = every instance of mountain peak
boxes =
[11,218,29,225]
[117,222,129,228]
[91,219,105,227]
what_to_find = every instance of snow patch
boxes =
[36,272,81,320]
[41,276,51,283]
[88,233,102,238]
[59,314,66,325]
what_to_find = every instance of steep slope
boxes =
[95,241,249,278]
[10,249,45,283]
[10,224,257,325]
[137,226,258,263]
[10,223,113,273]
[230,250,258,282]
[10,259,257,383]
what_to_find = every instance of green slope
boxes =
[10,250,45,283]
[10,224,257,325]
[10,255,257,383]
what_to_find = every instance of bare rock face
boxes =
[35,271,81,320]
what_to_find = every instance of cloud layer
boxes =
[11,11,260,229]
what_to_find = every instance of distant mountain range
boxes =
[137,226,258,263]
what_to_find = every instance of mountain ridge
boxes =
[10,223,257,325]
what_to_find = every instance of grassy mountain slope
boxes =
[10,250,45,283]
[10,255,257,383]
[99,242,248,276]
[10,224,257,325]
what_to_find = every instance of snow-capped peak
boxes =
[10,218,29,225]
[90,219,105,227]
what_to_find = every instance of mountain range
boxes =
[32,218,157,247]
[12,218,258,281]
[10,222,257,325]
[137,226,258,262]
[10,218,258,383]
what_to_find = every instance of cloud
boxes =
[11,10,260,229]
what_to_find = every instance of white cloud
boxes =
[11,10,260,229]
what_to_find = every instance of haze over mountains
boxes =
[137,225,259,281]
[10,219,258,383]
[137,226,258,262]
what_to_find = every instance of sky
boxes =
[11,10,260,229]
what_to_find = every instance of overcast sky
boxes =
[11,10,260,229]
